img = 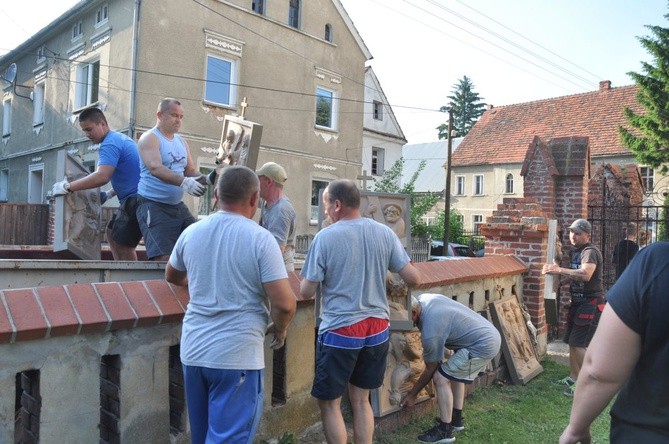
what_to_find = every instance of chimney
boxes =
[599,80,611,91]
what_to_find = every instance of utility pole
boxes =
[442,108,454,255]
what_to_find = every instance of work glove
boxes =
[51,177,71,196]
[205,170,217,186]
[180,177,206,197]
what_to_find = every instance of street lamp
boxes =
[442,107,454,253]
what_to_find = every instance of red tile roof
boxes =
[452,82,643,167]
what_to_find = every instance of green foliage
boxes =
[619,12,669,174]
[437,75,486,139]
[659,192,669,241]
[373,158,440,237]
[424,210,465,243]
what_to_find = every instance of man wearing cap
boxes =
[256,162,297,272]
[543,218,603,396]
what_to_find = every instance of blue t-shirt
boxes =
[97,131,140,203]
[301,217,410,334]
[138,127,188,204]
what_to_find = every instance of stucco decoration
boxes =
[53,151,102,260]
[489,296,543,385]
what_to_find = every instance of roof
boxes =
[402,138,463,192]
[452,82,643,167]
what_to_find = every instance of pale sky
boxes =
[1,0,667,144]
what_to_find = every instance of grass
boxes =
[375,359,612,443]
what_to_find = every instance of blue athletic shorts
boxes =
[136,197,195,259]
[311,317,390,400]
[182,365,264,444]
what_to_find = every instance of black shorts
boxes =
[564,298,602,348]
[107,196,142,247]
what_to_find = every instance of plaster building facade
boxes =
[450,80,666,231]
[0,0,378,236]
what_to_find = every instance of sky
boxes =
[1,0,667,144]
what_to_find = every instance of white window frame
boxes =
[72,21,83,41]
[640,166,655,194]
[473,214,483,234]
[474,174,484,196]
[28,164,44,204]
[204,54,237,108]
[505,173,514,194]
[36,45,47,63]
[310,179,329,225]
[315,86,338,130]
[33,80,45,126]
[324,23,332,42]
[2,97,11,137]
[0,168,8,201]
[371,147,385,176]
[75,59,100,110]
[455,175,465,196]
[372,100,383,120]
[95,3,109,27]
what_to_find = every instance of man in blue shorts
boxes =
[401,294,501,443]
[51,107,141,260]
[166,166,296,443]
[136,98,212,261]
[300,179,421,444]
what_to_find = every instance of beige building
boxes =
[0,0,375,236]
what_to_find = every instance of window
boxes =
[0,169,8,201]
[505,173,514,194]
[28,164,44,204]
[72,21,83,40]
[315,87,336,129]
[371,148,385,176]
[310,180,329,224]
[456,176,465,195]
[289,0,300,28]
[205,55,236,107]
[252,0,265,14]
[640,166,654,193]
[36,45,46,62]
[372,100,383,120]
[2,98,11,137]
[75,60,100,109]
[96,3,109,26]
[473,214,483,234]
[33,81,45,126]
[474,174,484,195]
[324,24,332,42]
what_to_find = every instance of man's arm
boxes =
[400,361,440,408]
[542,262,596,282]
[67,165,115,192]
[165,263,188,287]
[398,262,421,287]
[300,278,319,300]
[263,278,297,349]
[138,133,185,186]
[182,140,201,178]
[559,305,641,444]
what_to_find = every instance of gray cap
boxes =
[569,219,591,234]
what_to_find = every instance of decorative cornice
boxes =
[204,29,245,57]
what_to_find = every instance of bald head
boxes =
[217,166,259,205]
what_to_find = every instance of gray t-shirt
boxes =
[260,196,296,271]
[417,293,501,363]
[170,210,288,370]
[301,217,411,334]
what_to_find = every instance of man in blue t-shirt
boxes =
[51,107,141,260]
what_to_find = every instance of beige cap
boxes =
[256,162,287,184]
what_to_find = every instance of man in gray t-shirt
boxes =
[401,293,501,443]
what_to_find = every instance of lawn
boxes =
[375,359,612,443]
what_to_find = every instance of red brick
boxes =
[67,283,110,334]
[4,289,48,341]
[119,281,161,327]
[0,292,15,343]
[36,286,79,338]
[142,280,186,324]
[94,282,137,331]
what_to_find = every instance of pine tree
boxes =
[619,12,669,174]
[437,75,486,139]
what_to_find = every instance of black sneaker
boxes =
[434,417,464,432]
[418,424,455,443]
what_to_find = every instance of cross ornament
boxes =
[357,170,374,190]
[240,97,248,119]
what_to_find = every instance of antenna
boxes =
[3,63,17,86]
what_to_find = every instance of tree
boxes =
[373,158,440,237]
[425,209,466,244]
[619,12,669,174]
[437,75,486,139]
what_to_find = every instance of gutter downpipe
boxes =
[128,0,141,139]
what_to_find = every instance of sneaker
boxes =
[434,417,464,432]
[418,424,455,443]
[554,376,575,387]
[563,385,575,396]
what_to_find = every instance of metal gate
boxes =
[589,202,667,290]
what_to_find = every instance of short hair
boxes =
[78,107,107,125]
[217,166,259,204]
[325,179,360,209]
[411,295,420,311]
[158,98,182,114]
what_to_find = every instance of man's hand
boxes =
[180,177,206,197]
[559,425,592,444]
[205,170,218,186]
[400,392,417,409]
[51,177,71,196]
[266,323,288,350]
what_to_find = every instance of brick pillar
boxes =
[47,199,56,246]
[481,198,551,351]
